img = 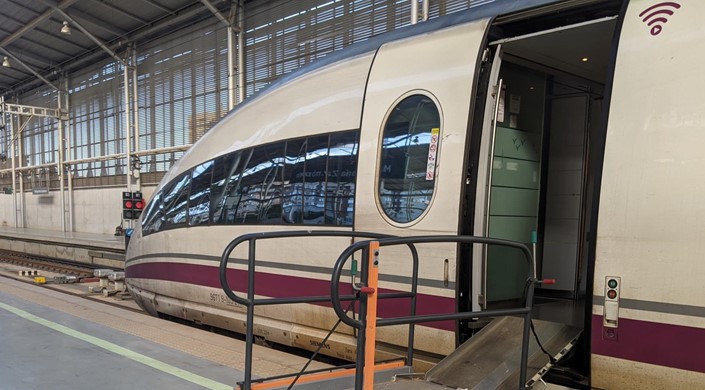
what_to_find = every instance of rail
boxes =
[218,230,421,389]
[330,235,540,390]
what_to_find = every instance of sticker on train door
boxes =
[426,127,440,180]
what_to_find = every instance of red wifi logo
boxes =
[639,2,681,36]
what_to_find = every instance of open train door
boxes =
[466,44,504,313]
[354,15,494,356]
[460,1,625,354]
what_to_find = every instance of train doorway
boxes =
[462,16,617,319]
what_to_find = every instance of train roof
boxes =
[160,0,574,189]
[219,0,566,123]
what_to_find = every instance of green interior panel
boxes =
[491,158,540,189]
[486,62,546,303]
[488,216,537,241]
[487,246,530,301]
[490,187,539,217]
[494,126,541,161]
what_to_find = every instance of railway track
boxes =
[0,249,144,314]
[0,249,116,278]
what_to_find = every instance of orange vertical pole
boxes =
[363,241,380,390]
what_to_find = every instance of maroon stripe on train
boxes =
[127,261,456,331]
[592,315,705,374]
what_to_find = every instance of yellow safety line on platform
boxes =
[0,301,233,390]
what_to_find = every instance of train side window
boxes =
[303,135,330,225]
[234,143,285,224]
[282,139,306,224]
[163,173,191,228]
[141,190,163,235]
[211,150,248,224]
[378,94,440,224]
[326,131,358,226]
[188,160,214,226]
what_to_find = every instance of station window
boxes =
[378,94,440,224]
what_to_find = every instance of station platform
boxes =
[0,226,125,267]
[0,275,331,390]
[0,226,125,251]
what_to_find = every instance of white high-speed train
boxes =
[125,0,705,387]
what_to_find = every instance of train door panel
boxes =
[354,18,490,355]
[469,17,618,310]
[476,61,547,307]
[468,45,503,312]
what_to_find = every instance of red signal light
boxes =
[124,200,134,209]
[134,200,144,210]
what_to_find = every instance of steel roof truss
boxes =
[0,0,80,48]
[0,47,60,91]
[7,47,55,68]
[135,0,173,14]
[85,0,149,25]
[36,0,127,66]
[68,9,128,37]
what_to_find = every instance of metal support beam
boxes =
[60,75,73,232]
[87,0,149,24]
[131,45,141,193]
[1,97,17,227]
[1,13,91,51]
[57,86,66,232]
[136,0,173,14]
[68,9,127,37]
[0,48,60,91]
[16,112,28,228]
[124,61,132,197]
[5,0,125,39]
[6,48,55,68]
[410,0,418,24]
[202,0,241,109]
[36,0,128,67]
[237,0,245,104]
[227,23,235,110]
[2,2,216,96]
[3,103,62,119]
[200,0,231,28]
[0,0,80,48]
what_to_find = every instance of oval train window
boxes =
[378,94,440,224]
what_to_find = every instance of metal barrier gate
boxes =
[218,230,420,389]
[330,235,541,390]
[219,231,542,390]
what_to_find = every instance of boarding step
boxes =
[241,360,409,390]
[424,316,582,390]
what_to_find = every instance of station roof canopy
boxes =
[0,0,234,96]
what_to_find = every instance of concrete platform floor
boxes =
[0,272,330,390]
